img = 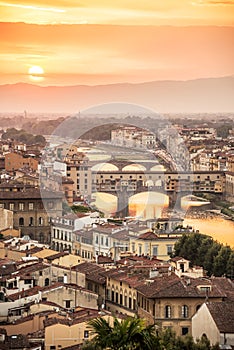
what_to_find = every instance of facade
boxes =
[0,182,62,243]
[129,231,180,260]
[111,126,156,149]
[65,149,92,199]
[136,275,232,336]
[5,152,38,172]
[192,301,234,347]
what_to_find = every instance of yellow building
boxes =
[129,230,182,260]
[44,309,118,350]
[136,275,231,337]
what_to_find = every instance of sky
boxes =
[0,0,234,86]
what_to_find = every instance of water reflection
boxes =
[92,191,234,247]
[129,192,169,219]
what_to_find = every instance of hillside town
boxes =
[0,118,233,349]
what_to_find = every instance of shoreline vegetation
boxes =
[187,194,234,221]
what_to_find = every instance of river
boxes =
[92,191,234,248]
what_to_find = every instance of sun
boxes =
[28,65,45,81]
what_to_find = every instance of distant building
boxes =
[5,152,38,172]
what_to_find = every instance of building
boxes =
[135,275,233,336]
[111,126,156,149]
[65,148,92,199]
[0,182,62,243]
[5,152,38,172]
[192,301,234,348]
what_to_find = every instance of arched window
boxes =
[38,217,43,226]
[196,304,201,312]
[19,217,24,226]
[165,305,171,318]
[44,278,50,286]
[29,217,34,226]
[181,305,189,318]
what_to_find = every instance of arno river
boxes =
[93,191,234,248]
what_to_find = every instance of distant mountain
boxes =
[0,76,233,113]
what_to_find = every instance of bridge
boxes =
[91,169,225,217]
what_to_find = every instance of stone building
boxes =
[135,275,233,337]
[0,182,62,243]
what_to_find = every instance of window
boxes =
[165,305,171,318]
[167,245,173,255]
[39,217,43,226]
[115,292,118,303]
[0,203,4,209]
[50,346,56,350]
[101,236,104,245]
[65,300,71,308]
[95,235,98,244]
[84,330,89,339]
[152,246,158,256]
[182,327,189,336]
[19,203,24,211]
[9,203,14,211]
[181,305,188,318]
[29,202,34,210]
[29,217,34,226]
[105,237,108,247]
[139,244,142,255]
[19,217,24,226]
[47,201,54,209]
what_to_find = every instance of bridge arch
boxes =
[91,192,117,215]
[122,164,146,172]
[91,163,119,172]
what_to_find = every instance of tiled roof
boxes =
[8,286,42,301]
[72,262,106,284]
[138,231,158,240]
[207,301,234,333]
[136,275,232,299]
[46,251,69,261]
[97,255,114,264]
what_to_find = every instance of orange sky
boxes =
[0,0,234,85]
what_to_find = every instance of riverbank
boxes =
[190,193,234,220]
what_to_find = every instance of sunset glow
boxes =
[0,0,233,86]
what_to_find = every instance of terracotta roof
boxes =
[46,251,69,261]
[0,188,62,199]
[138,231,158,240]
[72,262,106,285]
[44,309,100,328]
[97,255,114,264]
[207,301,234,333]
[136,275,232,299]
[8,286,42,301]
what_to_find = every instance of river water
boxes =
[92,191,234,247]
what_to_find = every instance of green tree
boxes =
[83,317,158,350]
[226,251,234,279]
[213,246,232,276]
[172,233,233,276]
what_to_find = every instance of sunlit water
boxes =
[184,217,234,248]
[92,192,234,247]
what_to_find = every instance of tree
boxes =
[82,317,219,350]
[172,233,233,276]
[213,246,232,276]
[83,317,158,350]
